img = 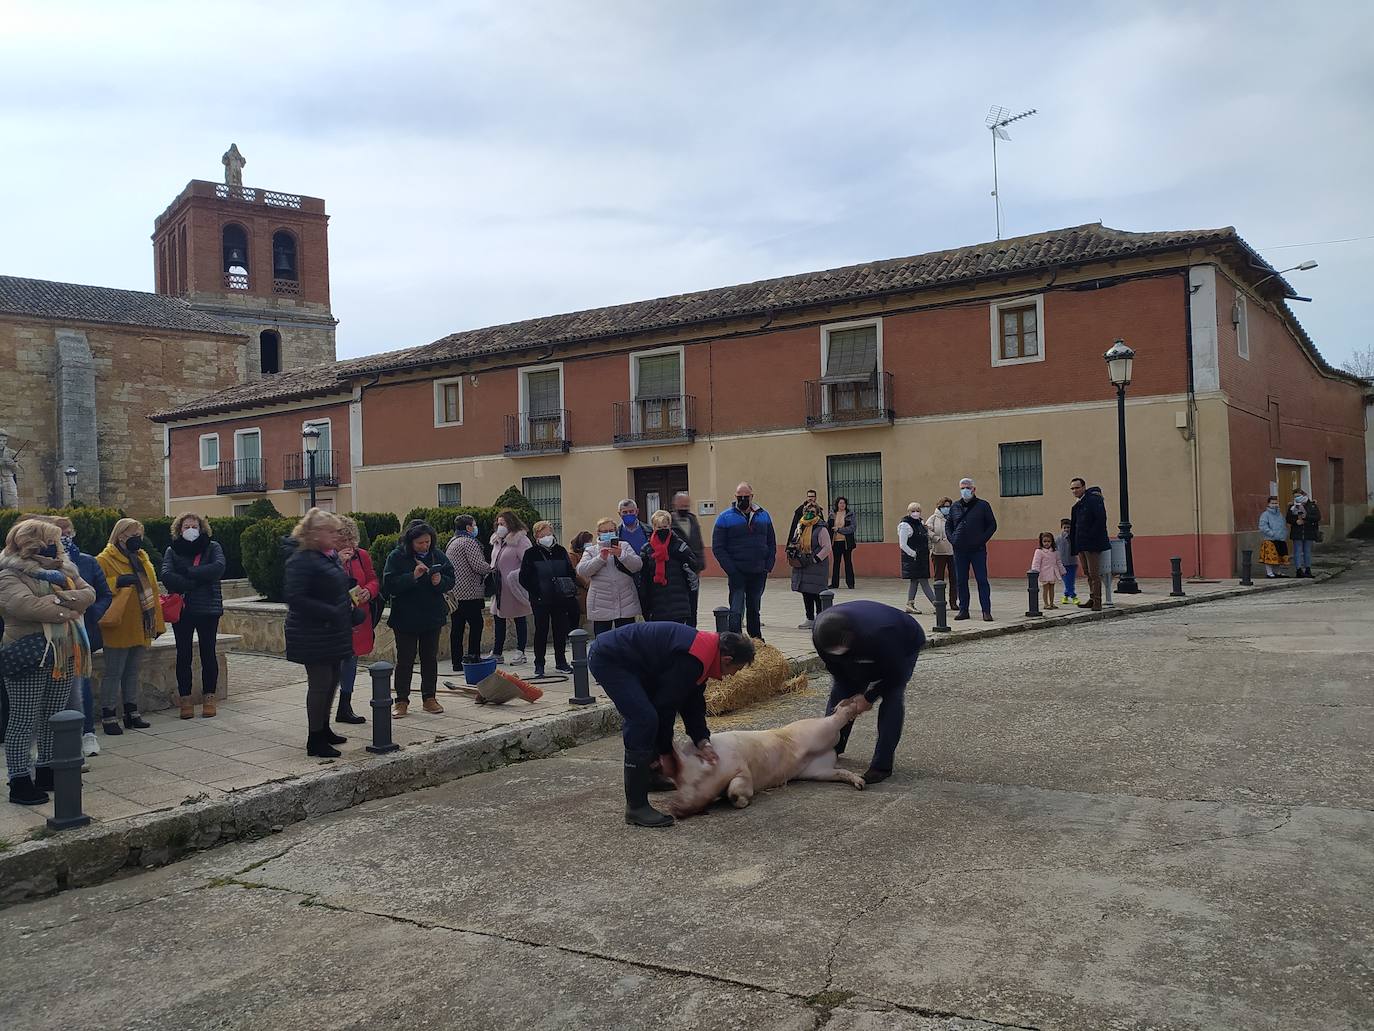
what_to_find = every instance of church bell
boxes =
[226,246,247,267]
[273,247,295,276]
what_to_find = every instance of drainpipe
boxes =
[351,374,381,510]
[1184,270,1203,577]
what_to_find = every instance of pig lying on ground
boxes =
[664,698,867,817]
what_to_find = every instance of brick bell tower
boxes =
[152,144,338,379]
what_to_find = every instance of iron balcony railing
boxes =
[282,450,340,490]
[216,458,267,495]
[613,395,697,446]
[804,372,894,430]
[504,411,572,456]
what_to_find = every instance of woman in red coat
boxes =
[335,517,381,725]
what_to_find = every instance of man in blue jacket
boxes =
[589,622,755,827]
[946,477,997,621]
[814,600,924,783]
[1069,477,1110,611]
[710,481,776,640]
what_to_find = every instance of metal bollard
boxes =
[817,589,836,613]
[366,661,400,754]
[931,579,951,633]
[713,606,731,633]
[1169,557,1186,597]
[47,709,90,831]
[1025,570,1043,618]
[1239,549,1254,586]
[568,629,595,706]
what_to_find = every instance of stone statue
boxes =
[222,144,246,188]
[0,430,20,509]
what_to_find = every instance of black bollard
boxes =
[568,629,595,706]
[817,589,836,613]
[47,709,89,831]
[713,606,731,633]
[1025,570,1043,618]
[1169,557,1186,597]
[931,579,951,633]
[366,661,401,754]
[1239,549,1254,587]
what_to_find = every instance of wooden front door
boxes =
[1276,462,1307,509]
[632,465,689,519]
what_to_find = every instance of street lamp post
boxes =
[1105,339,1139,594]
[64,466,78,505]
[302,426,320,510]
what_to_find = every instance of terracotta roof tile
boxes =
[0,275,237,335]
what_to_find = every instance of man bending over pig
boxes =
[813,600,924,784]
[589,622,756,828]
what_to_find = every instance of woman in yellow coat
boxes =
[94,518,164,735]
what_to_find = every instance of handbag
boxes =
[484,570,499,599]
[444,587,462,615]
[550,575,578,600]
[159,551,200,626]
[0,632,54,678]
[98,586,133,629]
[785,546,805,569]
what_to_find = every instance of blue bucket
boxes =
[462,656,499,685]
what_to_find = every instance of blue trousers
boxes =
[728,573,767,638]
[339,653,358,698]
[588,651,658,758]
[1061,563,1078,599]
[954,549,992,615]
[824,651,918,772]
[1292,539,1312,569]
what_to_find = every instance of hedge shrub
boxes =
[403,487,540,552]
[242,518,296,602]
[0,506,125,557]
[243,498,282,520]
[368,533,399,583]
[347,511,400,546]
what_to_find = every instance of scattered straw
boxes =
[704,639,807,716]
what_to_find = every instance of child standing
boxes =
[1055,518,1076,605]
[1031,532,1066,610]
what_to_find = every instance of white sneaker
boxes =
[82,732,100,757]
[510,651,527,666]
[492,651,505,665]
[798,620,814,629]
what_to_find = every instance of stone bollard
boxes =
[713,606,731,633]
[568,629,595,706]
[1025,571,1043,618]
[47,709,90,831]
[1239,550,1254,587]
[931,579,951,633]
[817,589,836,613]
[366,661,401,754]
[1169,557,1186,597]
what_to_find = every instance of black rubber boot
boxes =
[647,762,676,792]
[306,731,341,758]
[8,775,48,806]
[624,752,674,828]
[323,727,347,745]
[122,703,150,729]
[101,707,123,735]
[34,765,54,791]
[335,697,367,725]
[862,766,892,785]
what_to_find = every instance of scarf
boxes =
[124,545,159,639]
[687,630,722,684]
[649,529,671,586]
[796,511,820,553]
[22,565,91,680]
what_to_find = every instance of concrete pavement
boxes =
[1,555,1369,1029]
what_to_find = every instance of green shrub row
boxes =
[347,511,400,547]
[0,506,125,557]
[241,518,297,602]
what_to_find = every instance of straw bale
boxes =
[704,639,807,716]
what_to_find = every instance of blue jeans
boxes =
[825,647,919,771]
[67,676,95,734]
[953,549,991,615]
[1292,539,1312,569]
[1061,563,1077,599]
[339,654,358,698]
[727,573,768,639]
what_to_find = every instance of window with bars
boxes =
[437,483,461,507]
[998,441,1043,497]
[522,476,562,537]
[826,453,883,543]
[435,378,462,425]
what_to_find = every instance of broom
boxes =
[493,667,544,702]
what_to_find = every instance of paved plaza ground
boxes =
[1,556,1369,1029]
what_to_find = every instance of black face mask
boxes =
[676,509,690,516]
[40,543,59,559]
[736,497,752,512]
[125,536,144,552]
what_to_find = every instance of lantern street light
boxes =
[64,466,78,504]
[1104,339,1139,594]
[302,425,321,510]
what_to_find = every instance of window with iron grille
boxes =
[522,476,562,537]
[826,453,883,543]
[998,441,1043,497]
[437,482,461,508]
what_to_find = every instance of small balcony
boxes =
[505,411,572,456]
[805,372,894,430]
[283,450,341,490]
[216,458,267,495]
[613,395,697,447]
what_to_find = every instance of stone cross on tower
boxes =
[222,144,246,187]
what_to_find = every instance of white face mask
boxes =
[495,525,509,538]
[538,535,555,549]
[182,526,201,542]
[1294,495,1307,505]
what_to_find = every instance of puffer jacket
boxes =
[283,545,353,666]
[925,511,953,557]
[383,546,456,634]
[490,532,532,619]
[638,530,695,622]
[68,544,112,652]
[1287,500,1321,542]
[520,541,577,610]
[578,541,643,620]
[445,534,492,602]
[947,496,998,554]
[1258,507,1288,541]
[790,524,832,595]
[711,504,777,577]
[95,544,165,648]
[160,537,226,618]
[898,516,931,580]
[0,551,95,646]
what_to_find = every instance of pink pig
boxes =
[664,697,867,817]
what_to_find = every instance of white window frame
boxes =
[434,376,464,428]
[1274,458,1311,496]
[233,427,263,486]
[819,318,885,418]
[1234,294,1250,360]
[518,362,566,445]
[627,345,686,436]
[198,433,220,471]
[989,294,1047,368]
[301,417,333,479]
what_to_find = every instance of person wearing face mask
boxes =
[812,600,924,785]
[1286,489,1321,578]
[711,481,777,640]
[639,510,697,624]
[50,516,111,757]
[489,510,532,665]
[579,517,643,636]
[444,514,494,670]
[671,492,707,627]
[1068,477,1110,612]
[94,518,164,734]
[160,513,227,720]
[946,478,998,621]
[924,497,956,613]
[617,500,648,554]
[897,503,935,614]
[384,520,456,717]
[788,500,832,628]
[1257,495,1290,579]
[519,521,578,677]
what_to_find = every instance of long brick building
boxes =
[152,222,1369,579]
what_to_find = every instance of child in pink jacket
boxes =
[1030,531,1066,610]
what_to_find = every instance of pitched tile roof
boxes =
[149,357,369,422]
[0,275,237,335]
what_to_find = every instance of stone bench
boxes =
[92,634,241,714]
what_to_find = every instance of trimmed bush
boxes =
[242,498,281,520]
[0,506,125,556]
[347,511,400,546]
[242,518,296,602]
[368,533,400,585]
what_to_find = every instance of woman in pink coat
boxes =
[489,509,532,665]
[336,517,380,724]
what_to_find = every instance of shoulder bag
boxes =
[160,552,199,626]
[98,585,133,629]
[0,632,54,678]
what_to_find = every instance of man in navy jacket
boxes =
[710,481,776,639]
[1069,478,1110,611]
[947,476,998,621]
[813,600,924,783]
[589,622,755,827]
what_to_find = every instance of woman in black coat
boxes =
[518,520,577,678]
[160,513,226,720]
[898,502,936,614]
[639,510,696,624]
[283,509,356,758]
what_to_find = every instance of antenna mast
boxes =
[986,105,1037,240]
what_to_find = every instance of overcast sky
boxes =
[3,1,1371,369]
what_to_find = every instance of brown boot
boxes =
[201,696,217,718]
[393,699,409,719]
[179,698,194,720]
[422,697,445,715]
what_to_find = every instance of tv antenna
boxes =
[986,105,1037,240]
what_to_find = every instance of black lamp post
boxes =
[1105,339,1139,594]
[64,466,78,505]
[302,426,320,510]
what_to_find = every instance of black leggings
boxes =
[394,626,441,701]
[802,592,822,620]
[830,541,855,588]
[532,605,569,668]
[493,616,528,654]
[449,599,485,664]
[304,661,341,732]
[172,612,220,697]
[593,617,636,637]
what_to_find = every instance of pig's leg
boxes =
[726,772,755,808]
[795,751,866,790]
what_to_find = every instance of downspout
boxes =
[1184,270,1202,577]
[351,374,381,511]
